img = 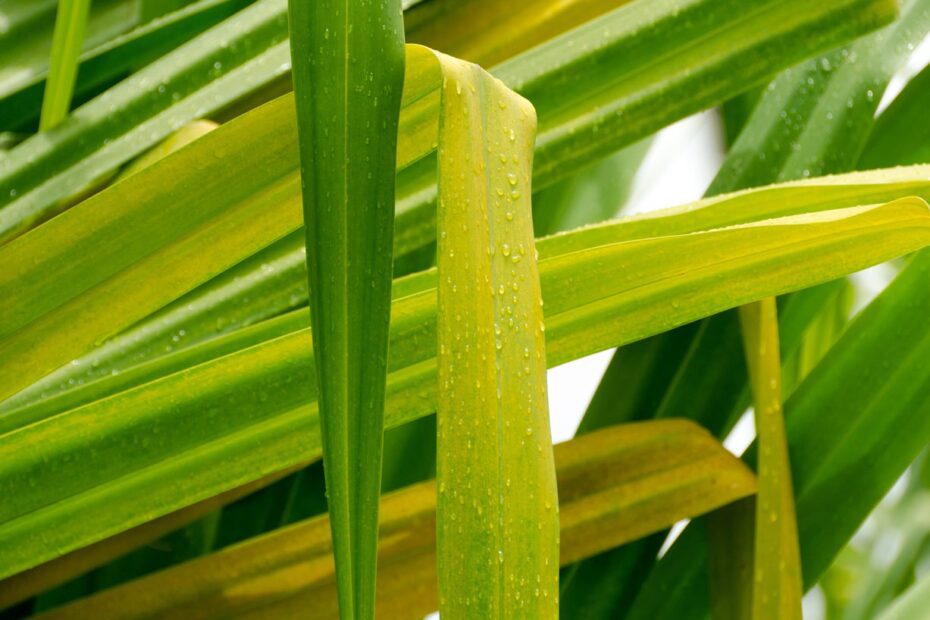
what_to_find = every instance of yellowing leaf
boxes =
[429,48,557,618]
[32,421,756,620]
[739,298,803,619]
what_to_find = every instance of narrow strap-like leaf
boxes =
[287,0,405,617]
[3,194,930,580]
[739,297,803,618]
[428,47,558,618]
[39,0,92,131]
[30,420,756,620]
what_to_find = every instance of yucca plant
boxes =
[2,0,930,618]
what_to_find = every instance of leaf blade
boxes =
[431,49,557,618]
[30,420,755,620]
[738,298,803,619]
[286,0,405,616]
[2,191,929,580]
[39,0,92,130]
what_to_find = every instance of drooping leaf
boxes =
[429,49,557,618]
[33,420,756,619]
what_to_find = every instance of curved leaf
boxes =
[33,421,755,620]
[1,192,928,580]
[429,49,556,618]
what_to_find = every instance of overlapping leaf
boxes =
[1,178,929,579]
[430,49,557,618]
[31,421,755,619]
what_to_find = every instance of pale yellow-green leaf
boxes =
[429,48,557,618]
[116,120,219,180]
[739,298,803,619]
[405,0,633,67]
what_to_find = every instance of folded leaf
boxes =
[430,49,557,618]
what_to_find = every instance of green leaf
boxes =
[39,0,92,130]
[623,250,930,620]
[564,3,930,612]
[0,0,255,132]
[287,0,405,616]
[877,571,930,620]
[707,498,756,620]
[32,420,756,619]
[0,0,899,427]
[709,0,930,193]
[0,0,293,242]
[0,93,306,403]
[3,0,907,410]
[738,298,803,619]
[430,49,557,618]
[1,184,929,580]
[0,468,294,610]
[822,453,930,619]
[0,0,896,243]
[860,60,930,169]
[0,0,138,110]
[532,139,651,237]
[8,167,930,422]
[116,119,218,179]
